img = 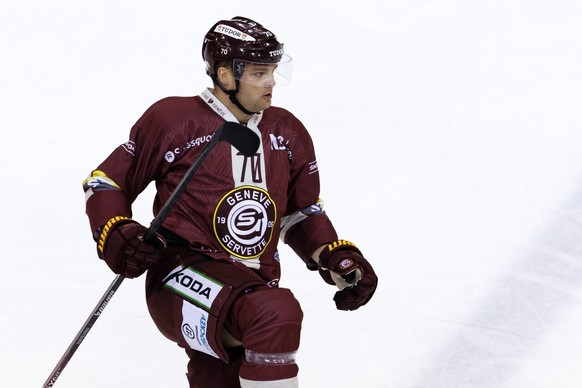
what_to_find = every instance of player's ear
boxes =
[217,66,236,90]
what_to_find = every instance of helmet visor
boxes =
[233,54,293,87]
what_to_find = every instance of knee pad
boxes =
[230,287,303,353]
[227,287,303,382]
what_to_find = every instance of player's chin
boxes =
[258,97,272,110]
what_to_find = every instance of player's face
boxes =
[236,63,277,112]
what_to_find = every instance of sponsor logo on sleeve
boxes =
[122,140,136,156]
[269,134,288,151]
[308,160,318,174]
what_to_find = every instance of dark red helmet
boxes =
[202,16,285,79]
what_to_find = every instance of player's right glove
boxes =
[96,216,167,279]
[317,240,378,311]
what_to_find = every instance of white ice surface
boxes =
[2,1,582,387]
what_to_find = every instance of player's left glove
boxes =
[317,240,378,311]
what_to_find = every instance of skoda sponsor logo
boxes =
[164,266,223,310]
[214,186,276,259]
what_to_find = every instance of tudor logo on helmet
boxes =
[214,24,257,42]
[269,49,284,57]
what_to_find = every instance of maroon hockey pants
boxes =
[148,273,303,387]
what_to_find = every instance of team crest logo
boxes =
[214,186,276,259]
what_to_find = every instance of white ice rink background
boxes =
[2,1,582,387]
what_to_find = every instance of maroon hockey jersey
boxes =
[83,89,338,283]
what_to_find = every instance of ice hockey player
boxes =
[82,16,378,388]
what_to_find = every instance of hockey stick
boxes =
[43,122,260,388]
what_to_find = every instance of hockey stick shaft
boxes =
[43,275,124,387]
[145,126,224,240]
[43,122,259,387]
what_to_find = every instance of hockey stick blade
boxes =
[44,121,259,388]
[219,121,260,157]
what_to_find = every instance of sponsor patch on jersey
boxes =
[164,134,214,164]
[163,266,223,310]
[213,186,277,259]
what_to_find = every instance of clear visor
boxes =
[233,54,293,87]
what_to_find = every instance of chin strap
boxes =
[212,75,258,115]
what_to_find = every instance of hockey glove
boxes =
[97,216,167,278]
[317,240,377,311]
